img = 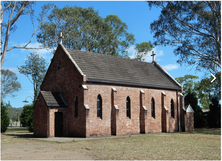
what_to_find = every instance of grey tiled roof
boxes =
[65,48,181,90]
[41,91,67,107]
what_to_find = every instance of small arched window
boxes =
[97,95,102,119]
[74,96,78,117]
[126,96,131,119]
[171,99,174,118]
[151,98,155,118]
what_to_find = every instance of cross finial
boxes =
[151,51,156,62]
[60,32,64,44]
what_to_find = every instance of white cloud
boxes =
[126,45,136,59]
[162,64,179,71]
[126,46,164,62]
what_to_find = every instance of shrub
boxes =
[20,104,33,132]
[1,101,10,133]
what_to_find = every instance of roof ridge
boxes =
[66,48,152,65]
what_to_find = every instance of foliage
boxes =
[175,74,199,95]
[148,1,221,73]
[197,72,221,97]
[196,72,221,109]
[7,105,23,122]
[176,73,221,109]
[1,69,21,98]
[207,96,221,128]
[1,101,10,132]
[37,6,135,58]
[185,89,204,128]
[134,42,154,61]
[1,1,55,67]
[19,104,33,132]
[18,52,47,100]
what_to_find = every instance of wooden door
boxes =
[55,112,63,137]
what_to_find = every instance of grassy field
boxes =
[1,127,221,160]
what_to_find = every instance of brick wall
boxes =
[185,112,194,131]
[34,94,48,137]
[35,45,86,137]
[84,84,181,137]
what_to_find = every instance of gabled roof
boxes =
[60,44,182,90]
[41,91,67,107]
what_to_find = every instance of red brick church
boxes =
[34,43,194,137]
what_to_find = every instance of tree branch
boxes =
[1,1,29,67]
[160,3,217,43]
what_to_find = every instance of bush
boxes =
[1,101,10,133]
[208,96,221,128]
[20,104,33,132]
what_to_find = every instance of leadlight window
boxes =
[126,96,131,119]
[97,95,102,119]
[171,99,174,118]
[151,98,155,118]
[74,96,78,117]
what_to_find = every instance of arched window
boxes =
[126,96,131,119]
[97,95,102,118]
[171,99,174,118]
[74,96,78,117]
[151,98,155,118]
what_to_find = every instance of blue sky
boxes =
[2,1,208,108]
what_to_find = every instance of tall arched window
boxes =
[171,99,174,118]
[151,98,155,118]
[74,96,78,117]
[97,95,102,119]
[126,96,131,119]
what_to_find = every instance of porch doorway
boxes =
[55,112,63,137]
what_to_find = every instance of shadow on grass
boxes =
[4,127,34,138]
[187,128,221,135]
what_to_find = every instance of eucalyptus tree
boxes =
[1,1,55,67]
[148,1,221,73]
[1,69,21,98]
[134,42,154,61]
[18,53,47,100]
[37,6,135,58]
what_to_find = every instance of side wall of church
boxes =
[84,83,180,137]
[36,45,86,137]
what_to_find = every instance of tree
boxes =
[1,1,55,67]
[175,74,199,95]
[207,96,221,128]
[18,53,47,100]
[1,69,21,98]
[19,103,33,131]
[147,1,221,73]
[37,6,135,58]
[1,101,10,132]
[196,71,221,109]
[185,89,204,128]
[176,73,221,109]
[134,42,154,61]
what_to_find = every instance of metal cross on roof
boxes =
[151,51,156,62]
[60,32,64,44]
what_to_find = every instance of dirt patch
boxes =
[1,142,94,160]
[1,128,96,160]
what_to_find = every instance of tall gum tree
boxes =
[37,6,135,58]
[0,1,55,67]
[148,1,221,74]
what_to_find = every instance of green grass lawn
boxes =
[2,127,221,160]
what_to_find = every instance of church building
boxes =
[33,43,194,138]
